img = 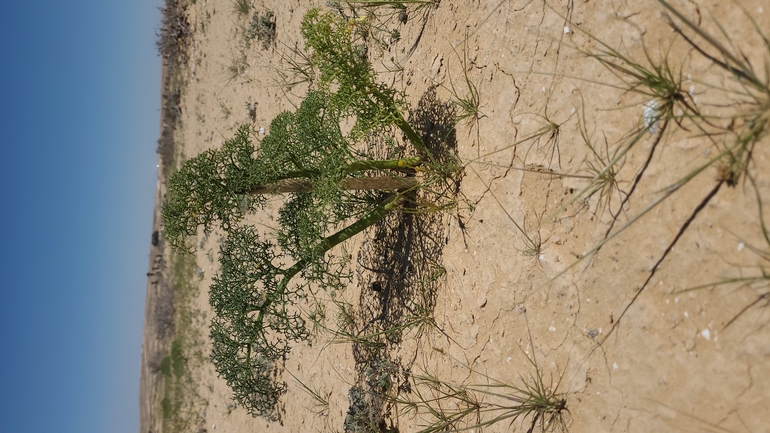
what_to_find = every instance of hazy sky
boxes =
[0,1,161,432]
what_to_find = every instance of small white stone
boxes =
[701,329,711,340]
[613,362,618,371]
[539,254,545,260]
[684,311,689,318]
[738,242,745,252]
[549,325,556,332]
[643,100,661,134]
[758,7,764,13]
[506,357,512,363]
[259,127,266,135]
[563,26,570,34]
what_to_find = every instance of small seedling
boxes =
[394,348,568,432]
[578,105,626,217]
[277,40,316,91]
[446,33,486,134]
[226,52,248,81]
[287,371,331,416]
[233,0,251,18]
[519,209,550,260]
[521,103,574,170]
[245,10,277,49]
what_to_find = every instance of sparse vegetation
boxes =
[446,32,486,135]
[155,0,191,173]
[245,10,277,49]
[233,0,251,18]
[146,0,770,431]
[156,0,192,64]
[157,253,205,433]
[162,7,458,419]
[539,0,770,284]
[394,345,568,433]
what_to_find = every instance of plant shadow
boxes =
[341,86,458,432]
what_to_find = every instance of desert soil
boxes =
[141,1,770,432]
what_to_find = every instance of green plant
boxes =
[227,52,249,81]
[521,102,574,170]
[170,338,186,378]
[446,32,486,134]
[326,0,438,66]
[162,8,458,419]
[538,0,770,344]
[287,371,332,416]
[658,0,770,186]
[245,10,277,49]
[577,103,626,217]
[395,352,568,433]
[233,0,251,18]
[159,355,172,377]
[301,8,430,156]
[277,40,317,91]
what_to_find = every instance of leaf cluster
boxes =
[245,10,277,49]
[209,226,308,419]
[162,125,266,252]
[301,8,407,140]
[162,91,387,253]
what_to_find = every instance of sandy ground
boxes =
[142,1,770,432]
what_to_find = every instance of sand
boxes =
[141,1,770,432]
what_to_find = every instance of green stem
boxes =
[254,194,402,327]
[369,86,431,158]
[393,113,431,158]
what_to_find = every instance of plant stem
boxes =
[256,194,402,327]
[347,157,422,172]
[248,176,418,193]
[369,86,431,157]
[246,158,422,194]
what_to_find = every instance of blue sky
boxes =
[0,1,161,432]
